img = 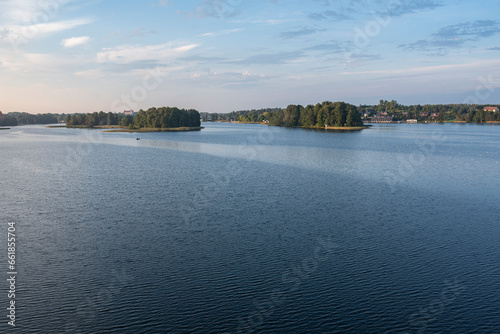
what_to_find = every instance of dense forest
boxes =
[266,101,363,127]
[65,107,200,129]
[0,112,63,126]
[205,101,500,124]
[204,102,363,127]
[133,107,200,128]
[202,108,282,123]
[66,111,133,127]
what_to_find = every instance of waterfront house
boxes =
[484,107,499,112]
[407,119,418,124]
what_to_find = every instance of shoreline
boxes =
[323,125,369,131]
[47,125,204,132]
[283,125,370,131]
[220,121,370,131]
[103,126,204,133]
[53,125,128,129]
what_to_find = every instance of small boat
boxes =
[136,137,140,140]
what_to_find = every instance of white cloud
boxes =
[2,0,75,24]
[96,43,198,64]
[61,36,90,48]
[0,18,93,42]
[340,59,500,76]
[74,68,105,79]
[0,51,87,73]
[75,64,185,80]
[201,28,242,38]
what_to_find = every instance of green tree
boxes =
[283,105,301,127]
[346,106,363,126]
[473,109,485,123]
[437,110,446,123]
[65,115,72,126]
[334,102,347,126]
[120,116,130,127]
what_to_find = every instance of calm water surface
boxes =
[1,123,499,333]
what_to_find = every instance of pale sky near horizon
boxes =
[1,0,500,114]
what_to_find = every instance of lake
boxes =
[1,122,499,333]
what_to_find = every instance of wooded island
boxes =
[267,101,364,128]
[65,107,202,132]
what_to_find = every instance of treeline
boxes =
[204,102,363,128]
[0,112,63,126]
[133,107,200,128]
[267,101,363,127]
[66,111,133,127]
[203,108,282,122]
[359,100,500,123]
[66,107,201,129]
[208,101,500,125]
[454,108,500,123]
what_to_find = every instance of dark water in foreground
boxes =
[1,123,499,333]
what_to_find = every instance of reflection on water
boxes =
[1,123,499,333]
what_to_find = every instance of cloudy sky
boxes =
[1,0,499,114]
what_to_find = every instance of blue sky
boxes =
[1,0,500,114]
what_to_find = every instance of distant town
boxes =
[200,100,500,125]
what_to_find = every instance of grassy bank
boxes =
[323,125,370,131]
[298,125,370,131]
[63,125,126,129]
[52,125,204,132]
[227,121,370,130]
[228,121,262,124]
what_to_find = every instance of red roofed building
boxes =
[484,107,499,112]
